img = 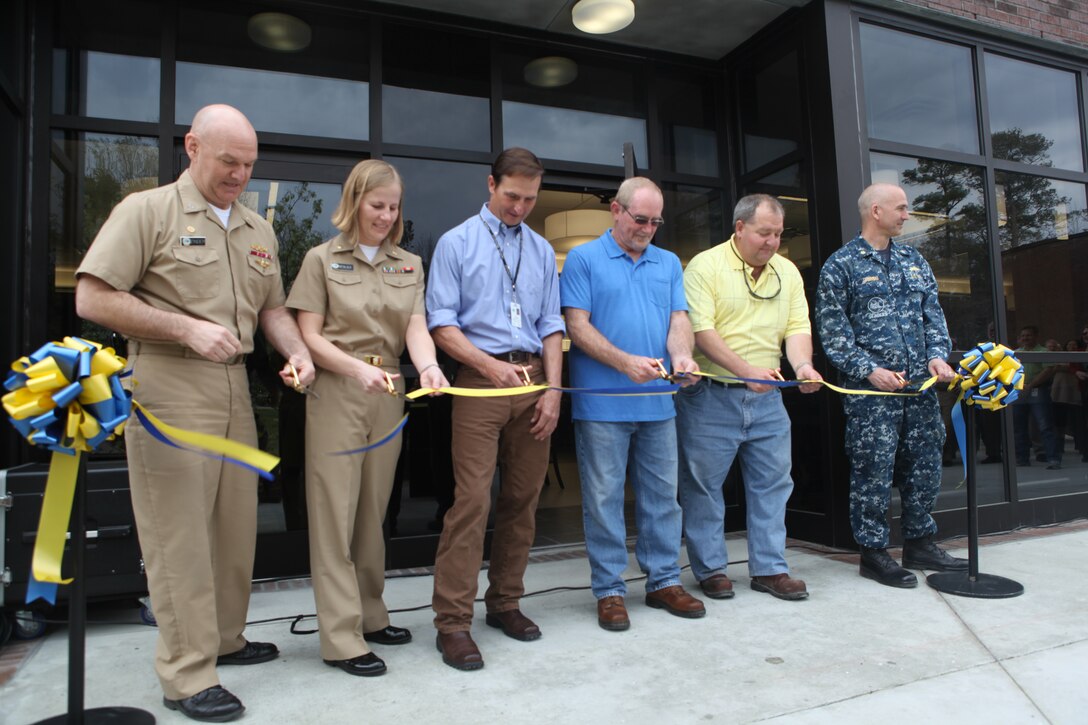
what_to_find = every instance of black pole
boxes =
[926,403,1024,598]
[33,454,156,724]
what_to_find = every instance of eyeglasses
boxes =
[621,205,665,228]
[730,242,781,300]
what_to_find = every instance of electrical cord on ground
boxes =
[5,517,1083,635]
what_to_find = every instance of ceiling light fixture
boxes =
[524,56,579,88]
[572,0,635,35]
[247,12,312,52]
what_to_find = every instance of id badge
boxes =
[510,301,522,329]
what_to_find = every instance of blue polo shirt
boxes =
[560,230,687,422]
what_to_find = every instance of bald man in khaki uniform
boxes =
[76,104,313,723]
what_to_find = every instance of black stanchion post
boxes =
[926,403,1024,598]
[33,455,155,725]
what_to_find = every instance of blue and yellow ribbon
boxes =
[947,342,1024,480]
[4,337,280,604]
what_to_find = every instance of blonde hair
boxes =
[332,160,405,245]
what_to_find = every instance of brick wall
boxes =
[901,0,1088,49]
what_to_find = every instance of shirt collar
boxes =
[479,204,521,237]
[331,234,405,264]
[177,170,253,229]
[602,229,659,263]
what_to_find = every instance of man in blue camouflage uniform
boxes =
[816,183,967,588]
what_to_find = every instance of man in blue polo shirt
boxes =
[560,177,703,632]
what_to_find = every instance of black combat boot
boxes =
[860,547,918,588]
[902,535,969,572]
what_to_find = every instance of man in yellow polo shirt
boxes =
[675,194,822,602]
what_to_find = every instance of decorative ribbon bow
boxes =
[947,342,1024,479]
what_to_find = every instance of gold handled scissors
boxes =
[289,364,320,398]
[519,365,533,386]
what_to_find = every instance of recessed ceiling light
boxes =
[572,0,635,35]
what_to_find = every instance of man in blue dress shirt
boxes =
[560,177,704,632]
[426,148,565,670]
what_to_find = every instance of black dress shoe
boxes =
[216,640,279,666]
[860,547,918,588]
[163,685,244,722]
[363,625,412,646]
[902,536,969,572]
[324,652,387,677]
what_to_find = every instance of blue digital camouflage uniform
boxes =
[815,235,951,548]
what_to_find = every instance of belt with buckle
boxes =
[361,354,383,366]
[128,341,247,366]
[490,351,534,364]
[705,378,746,389]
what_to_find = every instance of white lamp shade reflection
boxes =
[247,12,312,52]
[524,56,579,88]
[545,209,612,272]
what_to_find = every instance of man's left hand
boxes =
[928,357,956,383]
[795,362,823,394]
[672,356,700,388]
[279,353,315,389]
[529,389,561,440]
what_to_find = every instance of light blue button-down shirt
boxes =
[426,204,564,354]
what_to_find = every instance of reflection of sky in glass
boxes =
[502,101,647,168]
[386,156,491,266]
[383,86,489,152]
[673,126,718,177]
[244,179,341,243]
[82,52,160,122]
[861,24,979,154]
[176,62,368,140]
[985,53,1084,172]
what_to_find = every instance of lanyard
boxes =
[480,214,523,298]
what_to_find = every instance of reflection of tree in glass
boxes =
[270,182,323,295]
[992,129,1068,249]
[81,136,158,252]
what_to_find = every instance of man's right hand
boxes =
[184,319,243,363]
[623,355,667,384]
[867,367,907,392]
[482,359,535,388]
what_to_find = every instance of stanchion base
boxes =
[926,571,1025,598]
[33,706,156,724]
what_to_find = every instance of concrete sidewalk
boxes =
[3,523,1087,724]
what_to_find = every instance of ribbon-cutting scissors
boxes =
[289,364,320,398]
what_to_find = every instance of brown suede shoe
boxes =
[596,596,630,631]
[484,609,541,641]
[436,631,484,671]
[644,585,706,618]
[698,574,735,600]
[751,573,809,601]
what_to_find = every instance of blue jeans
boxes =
[574,419,683,599]
[676,381,793,579]
[1013,386,1061,466]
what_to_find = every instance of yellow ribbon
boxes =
[31,451,80,586]
[691,370,939,396]
[406,383,551,400]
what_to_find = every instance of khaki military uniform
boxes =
[76,169,285,700]
[286,235,424,660]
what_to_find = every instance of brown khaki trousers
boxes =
[304,368,404,660]
[432,361,550,632]
[126,353,258,700]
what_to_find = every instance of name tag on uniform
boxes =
[180,236,206,246]
[331,262,354,271]
[510,301,522,329]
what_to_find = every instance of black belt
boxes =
[705,378,746,389]
[490,351,536,364]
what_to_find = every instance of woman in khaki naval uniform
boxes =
[287,160,448,676]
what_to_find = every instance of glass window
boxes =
[382,23,490,152]
[986,53,1084,172]
[53,51,159,122]
[1,0,26,99]
[738,51,802,172]
[502,101,647,168]
[657,70,718,176]
[501,45,648,168]
[385,156,491,268]
[860,24,979,154]
[743,165,812,274]
[175,62,368,140]
[659,184,724,266]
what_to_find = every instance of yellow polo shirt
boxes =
[684,235,811,377]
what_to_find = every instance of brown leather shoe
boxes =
[751,573,809,600]
[698,574,735,600]
[645,585,706,618]
[596,596,630,631]
[484,609,541,641]
[436,631,484,671]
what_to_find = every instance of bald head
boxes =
[858,182,909,246]
[185,104,258,208]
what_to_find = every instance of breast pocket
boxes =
[171,247,220,299]
[647,276,672,309]
[381,274,419,319]
[326,271,364,310]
